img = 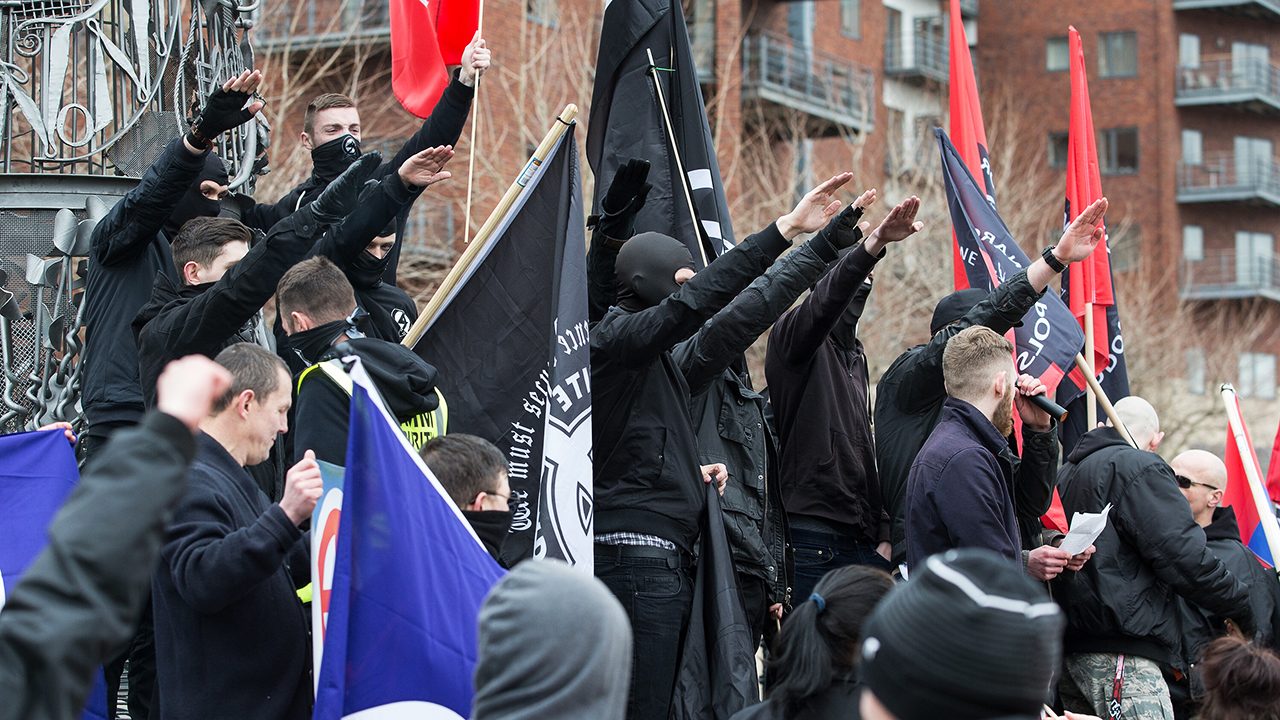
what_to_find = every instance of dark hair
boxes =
[1198,633,1280,720]
[419,434,508,509]
[766,565,895,718]
[303,92,357,136]
[211,343,289,413]
[277,257,357,327]
[171,217,252,276]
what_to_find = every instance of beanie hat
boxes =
[929,288,1026,335]
[860,549,1064,720]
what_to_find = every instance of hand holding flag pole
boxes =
[463,26,487,244]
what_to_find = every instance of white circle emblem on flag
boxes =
[343,702,465,719]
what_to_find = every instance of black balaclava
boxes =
[614,232,694,312]
[311,133,363,182]
[832,272,874,352]
[163,153,229,239]
[348,226,397,288]
[285,309,367,366]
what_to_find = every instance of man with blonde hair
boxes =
[905,326,1086,580]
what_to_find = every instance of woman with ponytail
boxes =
[731,565,894,720]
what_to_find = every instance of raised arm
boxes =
[588,158,652,322]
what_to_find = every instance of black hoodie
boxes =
[291,337,442,466]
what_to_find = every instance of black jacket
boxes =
[1177,506,1280,668]
[0,413,194,720]
[875,269,1046,562]
[676,239,835,607]
[729,680,861,720]
[590,224,791,551]
[764,243,882,544]
[1053,428,1255,666]
[133,208,327,407]
[291,337,441,466]
[153,432,311,720]
[81,138,208,429]
[274,73,473,286]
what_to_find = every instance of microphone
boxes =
[1027,393,1069,424]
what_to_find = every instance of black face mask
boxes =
[614,232,694,312]
[463,509,513,559]
[285,312,366,366]
[311,134,363,182]
[348,244,393,288]
[164,153,229,240]
[832,272,873,351]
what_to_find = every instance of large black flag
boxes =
[587,0,734,268]
[411,125,593,569]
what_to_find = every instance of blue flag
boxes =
[313,360,506,719]
[936,128,1085,395]
[0,428,110,720]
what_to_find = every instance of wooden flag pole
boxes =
[1221,383,1280,565]
[1073,352,1135,448]
[402,104,579,349]
[646,48,710,269]
[1084,301,1097,429]
[462,4,486,245]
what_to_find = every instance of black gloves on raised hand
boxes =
[307,153,384,225]
[189,87,257,148]
[815,203,867,252]
[597,158,652,241]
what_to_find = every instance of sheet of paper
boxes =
[1059,503,1112,556]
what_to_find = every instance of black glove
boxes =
[814,203,867,252]
[307,152,383,224]
[596,158,652,240]
[189,86,259,148]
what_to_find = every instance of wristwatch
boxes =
[1042,245,1067,273]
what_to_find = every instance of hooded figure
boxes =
[162,153,230,239]
[472,560,633,720]
[613,231,695,311]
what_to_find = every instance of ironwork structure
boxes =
[0,0,267,433]
[741,31,876,137]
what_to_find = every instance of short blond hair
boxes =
[943,326,1014,402]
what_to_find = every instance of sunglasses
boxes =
[1175,474,1218,491]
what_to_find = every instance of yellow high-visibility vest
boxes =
[296,358,448,450]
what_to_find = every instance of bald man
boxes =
[1169,450,1280,717]
[1111,396,1164,452]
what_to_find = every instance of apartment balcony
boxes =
[1177,153,1280,206]
[1181,250,1280,302]
[1172,0,1280,22]
[741,32,876,137]
[885,18,948,84]
[255,0,390,52]
[1177,58,1280,114]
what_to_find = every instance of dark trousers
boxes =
[596,546,695,720]
[738,573,770,652]
[790,526,892,603]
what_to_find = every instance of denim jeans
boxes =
[596,551,695,720]
[790,526,893,604]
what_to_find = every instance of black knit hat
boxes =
[930,288,1025,335]
[860,549,1064,720]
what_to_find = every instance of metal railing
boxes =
[741,32,876,132]
[255,0,391,50]
[1176,57,1280,110]
[1178,152,1280,204]
[1182,249,1280,300]
[885,17,948,83]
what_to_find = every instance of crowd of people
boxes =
[1,29,1279,720]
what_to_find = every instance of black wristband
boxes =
[1042,245,1067,273]
[185,129,211,151]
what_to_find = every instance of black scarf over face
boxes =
[348,233,396,289]
[286,314,365,367]
[832,273,874,352]
[310,133,363,182]
[613,232,694,312]
[163,153,229,240]
[464,509,512,563]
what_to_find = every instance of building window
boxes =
[1100,127,1138,174]
[1183,225,1204,261]
[1239,352,1277,400]
[1098,31,1137,78]
[1235,231,1274,287]
[840,0,860,39]
[794,139,814,204]
[1178,34,1200,68]
[1108,224,1140,272]
[526,0,557,25]
[1048,131,1069,169]
[886,107,906,169]
[1187,349,1206,396]
[1046,36,1069,72]
[1181,129,1202,165]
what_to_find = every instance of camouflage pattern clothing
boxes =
[1059,653,1175,720]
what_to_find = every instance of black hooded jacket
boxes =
[591,224,792,552]
[291,337,441,466]
[82,137,212,429]
[1053,428,1255,666]
[874,269,1046,562]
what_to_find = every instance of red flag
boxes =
[436,0,480,65]
[1065,27,1114,378]
[947,0,992,291]
[391,0,478,118]
[1265,421,1280,502]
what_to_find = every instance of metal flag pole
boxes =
[646,47,712,269]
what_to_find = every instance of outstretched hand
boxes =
[189,70,265,150]
[777,172,854,240]
[399,145,454,189]
[863,196,923,255]
[1055,197,1108,264]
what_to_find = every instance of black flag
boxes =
[410,125,594,568]
[587,0,734,268]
